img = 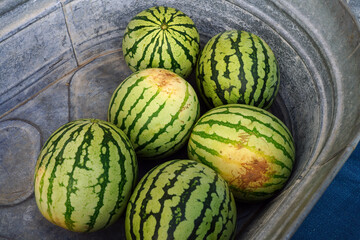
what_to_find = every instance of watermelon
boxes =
[34,119,138,232]
[187,104,295,201]
[125,159,237,240]
[108,68,200,159]
[196,30,280,110]
[122,6,200,78]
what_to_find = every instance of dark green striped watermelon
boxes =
[196,30,280,109]
[187,104,295,201]
[34,119,138,232]
[125,159,237,240]
[122,6,200,78]
[108,68,200,159]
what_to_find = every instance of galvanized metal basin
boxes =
[0,0,359,239]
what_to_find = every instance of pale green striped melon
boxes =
[188,104,295,201]
[122,6,200,78]
[125,159,237,240]
[108,68,200,159]
[34,119,138,232]
[196,30,280,109]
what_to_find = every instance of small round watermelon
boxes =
[125,159,237,240]
[34,119,138,232]
[122,6,200,79]
[187,104,295,202]
[108,68,200,159]
[196,30,280,110]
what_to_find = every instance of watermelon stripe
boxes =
[157,32,166,68]
[187,142,219,172]
[105,123,138,189]
[64,124,95,231]
[169,27,200,44]
[123,6,199,78]
[263,181,286,187]
[272,173,290,179]
[154,164,200,239]
[132,89,166,145]
[134,83,190,152]
[164,33,182,73]
[191,130,292,171]
[169,34,194,65]
[188,137,220,158]
[197,57,213,106]
[203,174,230,239]
[201,106,295,152]
[126,160,236,239]
[37,121,79,169]
[130,15,159,27]
[162,9,178,24]
[95,123,128,230]
[166,176,201,239]
[201,109,294,153]
[231,31,248,104]
[109,76,146,127]
[247,33,260,106]
[150,121,187,159]
[187,173,219,239]
[35,120,137,232]
[131,160,177,239]
[147,7,163,24]
[209,34,225,105]
[135,30,162,70]
[125,87,150,130]
[256,37,271,108]
[169,23,198,29]
[149,95,199,159]
[45,123,87,222]
[123,24,154,39]
[123,27,159,58]
[226,104,293,142]
[127,89,161,137]
[196,30,279,109]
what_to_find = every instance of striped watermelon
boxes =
[187,104,295,201]
[196,30,280,110]
[34,119,138,232]
[122,6,200,78]
[125,159,237,240]
[108,68,200,159]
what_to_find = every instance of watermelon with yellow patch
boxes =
[34,119,138,232]
[187,104,295,201]
[108,68,200,159]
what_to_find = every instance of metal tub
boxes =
[1,0,359,239]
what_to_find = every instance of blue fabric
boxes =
[292,142,360,240]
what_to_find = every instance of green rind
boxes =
[34,119,138,232]
[122,6,200,78]
[187,104,295,201]
[196,30,280,109]
[125,159,237,240]
[108,68,200,159]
